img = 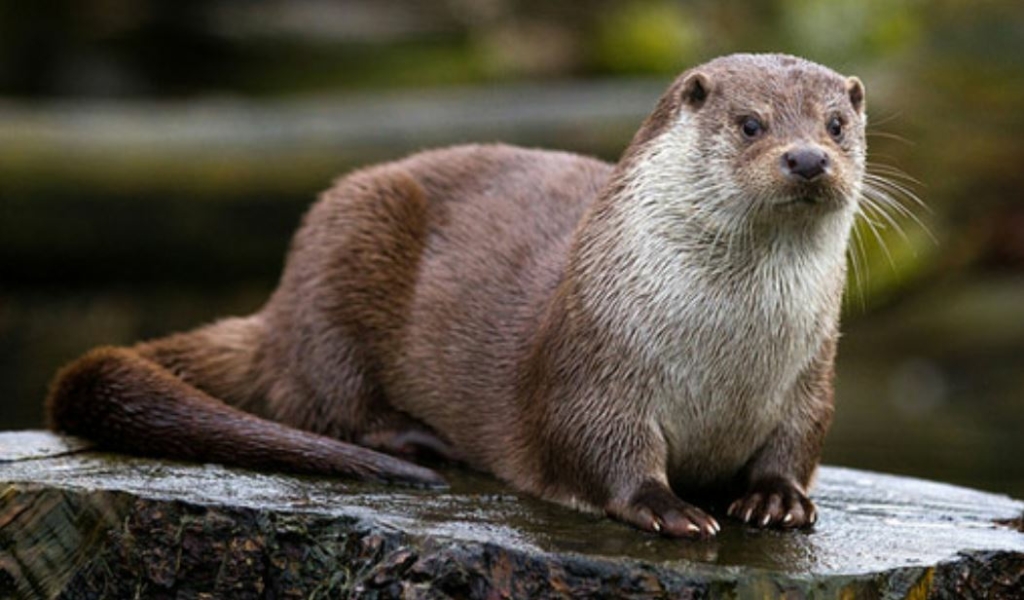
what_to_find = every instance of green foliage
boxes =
[778,0,923,60]
[592,1,699,74]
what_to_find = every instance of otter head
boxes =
[624,53,867,235]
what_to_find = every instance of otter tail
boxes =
[45,322,445,488]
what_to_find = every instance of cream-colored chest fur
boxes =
[583,222,845,484]
[650,244,841,483]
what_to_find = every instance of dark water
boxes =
[829,275,1024,500]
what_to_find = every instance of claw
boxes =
[728,477,818,530]
[610,480,720,539]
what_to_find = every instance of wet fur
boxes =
[48,54,867,537]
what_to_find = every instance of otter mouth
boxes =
[774,188,845,209]
[782,196,820,206]
[771,176,848,208]
[773,196,826,208]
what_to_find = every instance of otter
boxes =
[47,54,867,539]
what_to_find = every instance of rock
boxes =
[0,431,1021,599]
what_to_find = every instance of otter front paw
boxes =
[727,476,817,529]
[608,480,720,539]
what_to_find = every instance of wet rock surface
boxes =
[1,431,1022,598]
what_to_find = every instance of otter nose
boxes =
[782,147,829,181]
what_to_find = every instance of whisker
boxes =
[866,111,904,129]
[862,184,915,219]
[866,165,925,186]
[861,194,913,247]
[845,158,933,297]
[847,221,868,310]
[863,179,937,244]
[859,205,898,272]
[863,178,930,219]
[867,131,915,145]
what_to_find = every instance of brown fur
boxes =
[47,54,867,537]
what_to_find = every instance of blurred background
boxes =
[1,0,1022,498]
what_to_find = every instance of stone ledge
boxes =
[1,431,1021,598]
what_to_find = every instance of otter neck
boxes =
[570,160,854,290]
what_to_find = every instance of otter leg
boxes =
[359,416,463,464]
[540,398,719,538]
[727,338,836,529]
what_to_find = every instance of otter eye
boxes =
[740,116,764,139]
[827,116,843,140]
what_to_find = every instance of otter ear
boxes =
[846,76,865,114]
[680,72,711,110]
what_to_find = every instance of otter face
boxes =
[688,54,866,218]
[630,54,867,233]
